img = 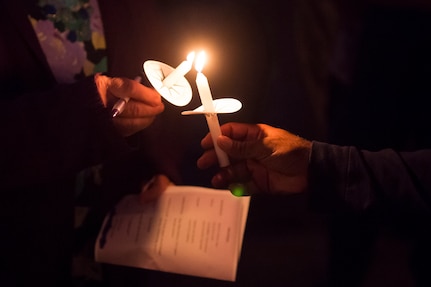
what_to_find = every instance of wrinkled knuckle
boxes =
[129,103,140,117]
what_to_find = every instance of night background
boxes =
[84,0,431,286]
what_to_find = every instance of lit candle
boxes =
[195,51,230,167]
[162,51,195,88]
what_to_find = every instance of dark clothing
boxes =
[320,4,431,287]
[309,141,431,287]
[0,0,167,188]
[309,142,431,216]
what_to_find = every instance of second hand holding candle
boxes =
[195,52,230,168]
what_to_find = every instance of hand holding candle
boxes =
[195,51,230,167]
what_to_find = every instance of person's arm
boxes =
[198,122,431,216]
[309,142,431,216]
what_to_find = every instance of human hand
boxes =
[95,74,165,137]
[139,174,173,204]
[197,123,312,195]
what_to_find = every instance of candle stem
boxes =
[205,113,230,167]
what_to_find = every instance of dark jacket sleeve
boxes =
[0,77,131,189]
[308,141,431,216]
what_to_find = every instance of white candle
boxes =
[195,51,230,167]
[162,51,195,88]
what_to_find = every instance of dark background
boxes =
[97,1,431,286]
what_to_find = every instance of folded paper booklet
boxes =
[95,185,250,281]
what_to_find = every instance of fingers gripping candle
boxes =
[195,51,230,167]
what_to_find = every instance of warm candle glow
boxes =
[195,51,206,73]
[187,51,196,63]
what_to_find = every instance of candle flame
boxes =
[187,51,195,62]
[195,51,206,73]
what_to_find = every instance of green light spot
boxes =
[229,183,248,197]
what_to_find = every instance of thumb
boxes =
[139,174,173,204]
